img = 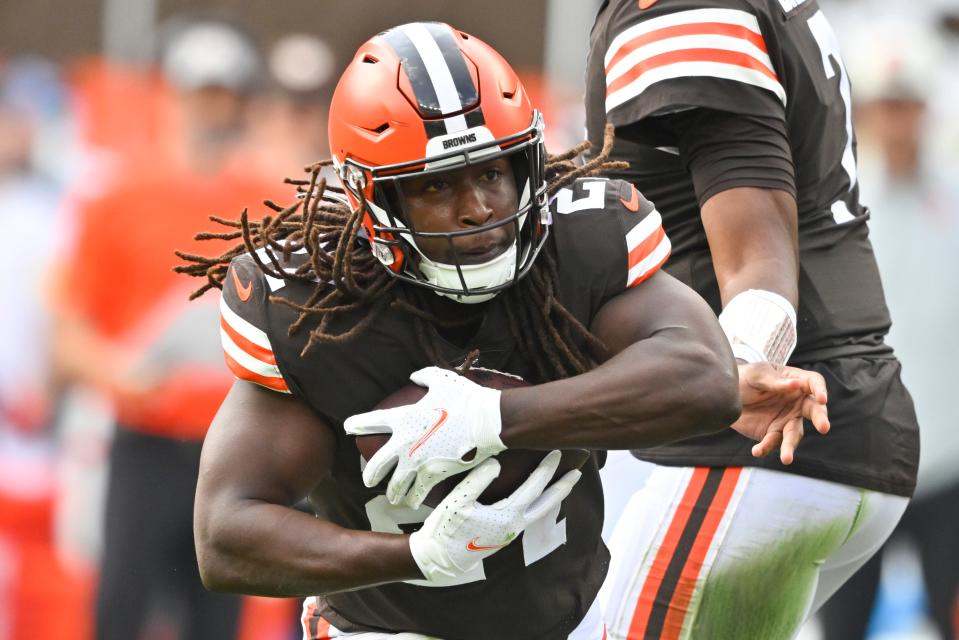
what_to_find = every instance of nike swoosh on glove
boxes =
[344,366,506,508]
[408,450,581,583]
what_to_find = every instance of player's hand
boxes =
[408,450,581,583]
[343,367,506,508]
[731,363,830,465]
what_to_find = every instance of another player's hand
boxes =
[408,450,581,583]
[731,363,830,465]
[343,367,506,508]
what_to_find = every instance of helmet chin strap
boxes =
[416,244,518,304]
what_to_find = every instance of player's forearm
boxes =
[701,187,800,306]
[499,328,740,450]
[716,253,798,307]
[195,500,420,597]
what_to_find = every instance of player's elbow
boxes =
[195,548,229,592]
[195,540,233,593]
[194,502,247,593]
[696,379,742,435]
[681,344,741,436]
[195,527,232,592]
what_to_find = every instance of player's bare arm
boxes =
[499,269,741,450]
[701,186,799,307]
[633,111,830,459]
[702,186,829,461]
[194,380,420,596]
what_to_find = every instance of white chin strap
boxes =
[417,244,518,304]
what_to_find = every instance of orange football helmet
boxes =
[327,22,549,303]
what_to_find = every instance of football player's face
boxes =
[398,157,518,265]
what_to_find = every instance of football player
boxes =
[184,22,826,640]
[584,1,920,638]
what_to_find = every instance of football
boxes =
[354,368,590,506]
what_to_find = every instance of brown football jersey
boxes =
[585,0,918,496]
[219,177,667,638]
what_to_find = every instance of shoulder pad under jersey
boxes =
[550,177,670,291]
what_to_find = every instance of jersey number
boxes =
[364,494,568,588]
[806,10,858,224]
[555,180,608,214]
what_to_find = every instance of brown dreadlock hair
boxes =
[175,124,626,384]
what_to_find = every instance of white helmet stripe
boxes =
[401,23,468,134]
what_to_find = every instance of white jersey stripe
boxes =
[606,33,775,85]
[607,61,787,112]
[402,23,468,134]
[625,209,663,252]
[627,234,671,287]
[219,294,272,350]
[605,8,764,67]
[220,328,284,380]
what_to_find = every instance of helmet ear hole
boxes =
[362,54,379,64]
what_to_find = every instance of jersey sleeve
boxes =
[218,255,292,394]
[620,182,671,289]
[601,0,785,126]
[551,178,671,316]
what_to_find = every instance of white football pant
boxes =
[599,453,907,640]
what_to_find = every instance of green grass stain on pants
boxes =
[685,520,850,640]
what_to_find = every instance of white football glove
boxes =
[344,366,506,508]
[408,450,581,583]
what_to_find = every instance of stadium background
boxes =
[0,0,956,639]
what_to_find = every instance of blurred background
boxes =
[0,1,955,639]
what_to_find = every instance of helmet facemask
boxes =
[338,112,550,303]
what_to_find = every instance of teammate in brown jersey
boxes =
[585,1,920,638]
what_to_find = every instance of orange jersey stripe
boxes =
[220,314,277,365]
[660,467,743,639]
[606,48,779,96]
[605,22,768,75]
[628,225,666,269]
[628,467,711,638]
[224,352,289,392]
[627,247,670,289]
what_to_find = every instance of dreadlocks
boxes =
[176,124,626,383]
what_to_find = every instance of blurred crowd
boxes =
[0,11,586,640]
[0,3,957,640]
[0,15,339,640]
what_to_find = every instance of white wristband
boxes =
[718,289,797,366]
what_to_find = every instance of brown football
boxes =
[354,368,590,506]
